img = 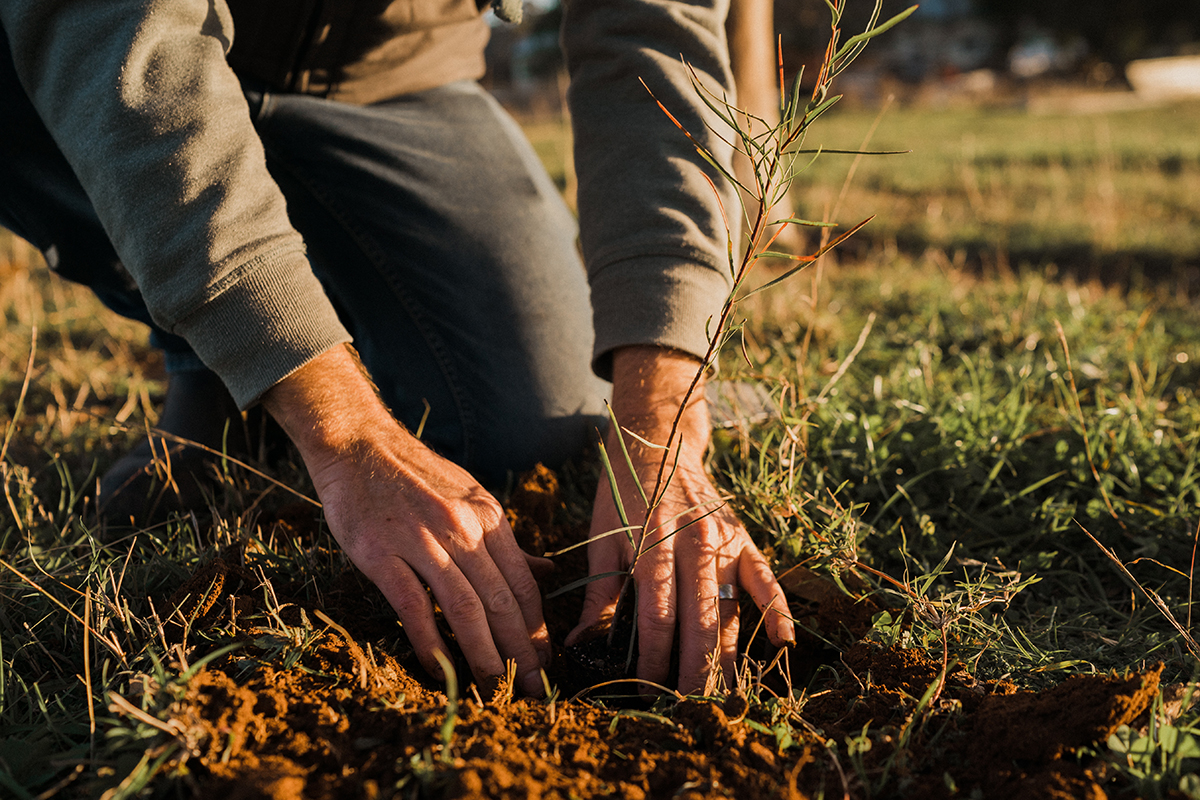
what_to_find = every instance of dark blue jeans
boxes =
[0,42,608,483]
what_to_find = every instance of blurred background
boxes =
[486,0,1200,293]
[485,0,1200,109]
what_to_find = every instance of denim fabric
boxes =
[0,33,608,482]
[243,80,610,480]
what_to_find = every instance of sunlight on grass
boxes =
[790,100,1200,265]
[3,95,1200,796]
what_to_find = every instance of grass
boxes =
[789,99,1200,270]
[4,92,1200,796]
[526,99,1200,268]
[725,254,1200,684]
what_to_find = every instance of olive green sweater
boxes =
[0,0,736,407]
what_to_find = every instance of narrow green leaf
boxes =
[755,250,809,262]
[995,471,1068,510]
[606,405,649,510]
[644,497,728,538]
[684,60,739,131]
[788,148,910,156]
[614,709,677,727]
[639,503,728,555]
[770,217,838,228]
[619,426,668,451]
[805,93,843,123]
[787,67,806,125]
[740,215,873,299]
[543,525,641,558]
[782,66,806,128]
[595,435,631,539]
[432,650,458,762]
[545,571,630,599]
[917,543,957,597]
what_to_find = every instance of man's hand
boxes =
[262,345,551,695]
[568,346,795,694]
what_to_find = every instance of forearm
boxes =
[261,346,395,456]
[563,0,738,377]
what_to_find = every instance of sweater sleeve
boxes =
[0,0,351,408]
[562,0,739,380]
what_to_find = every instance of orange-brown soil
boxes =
[128,467,1164,799]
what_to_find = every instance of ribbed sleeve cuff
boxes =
[172,247,352,408]
[589,256,731,381]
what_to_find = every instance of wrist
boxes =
[609,345,711,462]
[261,344,403,462]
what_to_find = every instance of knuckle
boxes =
[505,572,540,605]
[437,511,481,545]
[479,505,507,531]
[640,599,676,635]
[468,492,506,527]
[442,591,486,622]
[389,588,430,622]
[483,587,520,617]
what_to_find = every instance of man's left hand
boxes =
[567,346,795,694]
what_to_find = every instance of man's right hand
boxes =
[261,344,551,695]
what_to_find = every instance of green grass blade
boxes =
[543,525,641,558]
[545,571,630,600]
[605,404,649,512]
[595,435,631,536]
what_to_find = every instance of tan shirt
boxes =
[225,0,490,103]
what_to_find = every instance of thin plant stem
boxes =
[0,324,35,464]
[1055,320,1127,530]
[1077,520,1200,662]
[1189,516,1199,636]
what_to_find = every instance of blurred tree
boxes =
[975,0,1200,64]
[774,0,1199,78]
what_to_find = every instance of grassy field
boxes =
[789,99,1200,273]
[531,98,1200,275]
[3,97,1200,797]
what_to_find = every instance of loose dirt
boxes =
[127,466,1165,799]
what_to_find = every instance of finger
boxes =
[566,534,624,646]
[364,555,453,682]
[633,535,677,693]
[483,525,553,668]
[400,540,513,688]
[523,552,556,580]
[739,544,795,646]
[718,590,740,693]
[676,530,721,695]
[451,538,547,695]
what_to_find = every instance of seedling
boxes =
[572,0,916,687]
